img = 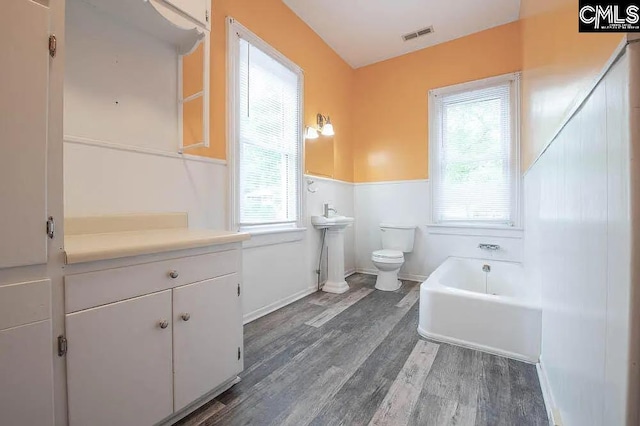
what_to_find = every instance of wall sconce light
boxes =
[305,126,319,140]
[305,113,335,139]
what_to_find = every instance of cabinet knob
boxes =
[158,320,169,329]
[181,313,191,322]
[168,270,179,279]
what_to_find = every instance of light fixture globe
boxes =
[321,116,335,136]
[305,126,319,139]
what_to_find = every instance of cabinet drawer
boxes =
[65,250,239,313]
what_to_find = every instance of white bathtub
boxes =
[418,257,541,363]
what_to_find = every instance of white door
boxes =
[0,0,50,268]
[173,274,243,410]
[0,320,54,426]
[66,291,174,426]
[164,0,208,26]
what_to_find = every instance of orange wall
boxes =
[520,0,624,169]
[352,22,522,183]
[185,0,355,182]
[185,0,624,183]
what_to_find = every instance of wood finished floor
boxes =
[175,274,548,426]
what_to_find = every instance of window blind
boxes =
[238,38,301,227]
[432,81,515,224]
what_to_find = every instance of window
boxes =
[429,73,520,227]
[228,19,304,231]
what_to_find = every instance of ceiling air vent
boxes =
[402,26,434,42]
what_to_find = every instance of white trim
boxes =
[227,17,305,232]
[426,223,524,239]
[63,135,226,165]
[354,179,429,186]
[524,36,630,176]
[418,326,538,364]
[428,72,521,228]
[178,32,210,154]
[537,361,562,426]
[429,72,521,97]
[243,285,317,324]
[356,268,428,283]
[344,268,357,278]
[242,227,306,249]
[399,272,429,282]
[304,174,354,186]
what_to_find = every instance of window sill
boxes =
[427,223,523,239]
[241,226,307,249]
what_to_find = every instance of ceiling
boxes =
[282,0,521,68]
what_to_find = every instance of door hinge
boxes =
[58,335,67,357]
[237,347,241,360]
[46,216,55,239]
[237,283,240,297]
[48,34,57,57]
[205,10,209,23]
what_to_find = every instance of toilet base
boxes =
[375,270,402,292]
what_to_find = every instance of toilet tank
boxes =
[380,223,416,252]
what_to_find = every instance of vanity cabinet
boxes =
[64,247,243,426]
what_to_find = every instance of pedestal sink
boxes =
[312,215,355,294]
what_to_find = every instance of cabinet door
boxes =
[164,0,208,27]
[173,274,242,410]
[66,291,173,426]
[0,0,50,268]
[0,320,54,426]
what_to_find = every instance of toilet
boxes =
[371,223,416,291]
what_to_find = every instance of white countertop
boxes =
[64,227,250,265]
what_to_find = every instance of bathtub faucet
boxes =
[478,243,501,251]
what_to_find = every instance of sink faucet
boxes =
[323,203,337,218]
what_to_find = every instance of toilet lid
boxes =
[372,249,404,260]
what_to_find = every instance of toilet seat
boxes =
[371,249,404,263]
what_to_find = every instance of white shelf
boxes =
[80,0,206,54]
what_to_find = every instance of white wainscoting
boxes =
[64,140,227,229]
[241,175,355,322]
[64,134,356,323]
[524,51,631,426]
[354,180,524,282]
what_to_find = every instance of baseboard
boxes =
[355,268,428,283]
[417,326,538,364]
[242,285,317,324]
[537,360,562,426]
[399,272,428,282]
[157,375,240,425]
[345,268,356,278]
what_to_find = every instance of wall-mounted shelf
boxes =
[65,0,211,155]
[80,0,208,54]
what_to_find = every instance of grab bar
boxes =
[478,243,501,251]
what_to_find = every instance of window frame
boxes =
[428,72,521,228]
[227,17,305,233]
